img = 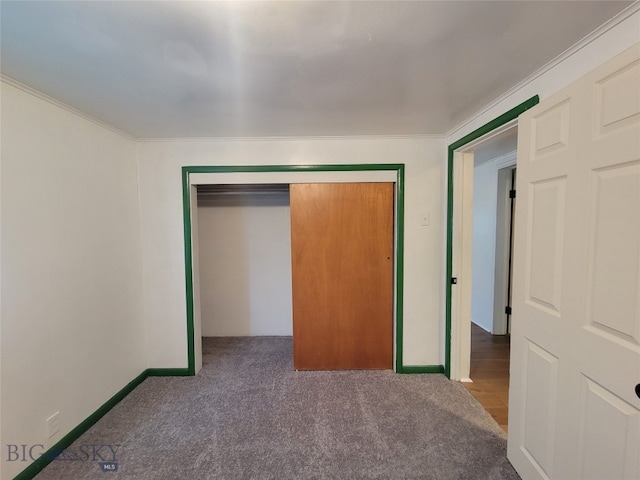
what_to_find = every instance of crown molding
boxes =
[1,74,136,141]
[494,150,518,168]
[446,1,640,141]
[136,133,444,143]
[473,148,517,169]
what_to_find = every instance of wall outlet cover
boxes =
[47,412,60,438]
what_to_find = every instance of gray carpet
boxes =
[35,337,520,479]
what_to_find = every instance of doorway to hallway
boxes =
[465,138,517,433]
[447,105,532,432]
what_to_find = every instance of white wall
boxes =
[197,192,293,336]
[136,136,446,368]
[471,160,500,333]
[0,82,145,479]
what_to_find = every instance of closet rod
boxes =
[197,184,290,196]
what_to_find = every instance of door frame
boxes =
[182,164,409,375]
[445,96,539,379]
[493,160,518,336]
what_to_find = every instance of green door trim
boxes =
[181,163,422,374]
[444,95,539,378]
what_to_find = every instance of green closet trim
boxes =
[444,95,539,378]
[181,164,414,373]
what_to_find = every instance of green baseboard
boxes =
[12,370,148,480]
[399,365,445,374]
[147,368,190,376]
[12,366,192,480]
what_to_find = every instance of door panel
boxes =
[521,340,559,478]
[509,44,640,480]
[527,177,566,314]
[290,183,393,370]
[578,377,640,480]
[587,162,639,343]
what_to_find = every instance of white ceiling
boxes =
[0,1,633,138]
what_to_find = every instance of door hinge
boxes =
[509,189,516,199]
[505,306,512,315]
[451,277,458,285]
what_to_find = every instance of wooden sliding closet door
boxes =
[290,183,394,370]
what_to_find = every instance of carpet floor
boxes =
[35,337,520,480]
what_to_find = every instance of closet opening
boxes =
[196,184,293,339]
[182,165,404,375]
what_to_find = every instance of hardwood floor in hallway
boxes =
[463,323,511,433]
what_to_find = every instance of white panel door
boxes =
[508,44,640,480]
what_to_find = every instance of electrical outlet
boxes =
[47,412,60,438]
